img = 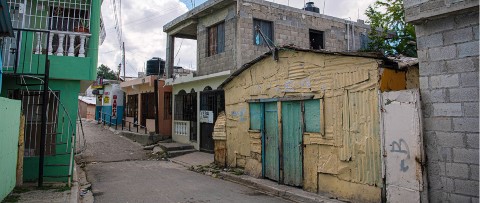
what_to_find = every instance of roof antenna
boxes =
[323,0,325,14]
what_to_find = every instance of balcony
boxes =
[1,0,98,81]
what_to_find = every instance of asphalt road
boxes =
[77,121,290,203]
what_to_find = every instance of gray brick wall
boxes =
[194,0,371,77]
[410,7,479,202]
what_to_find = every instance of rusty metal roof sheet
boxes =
[219,46,418,89]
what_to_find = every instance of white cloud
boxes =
[99,0,376,76]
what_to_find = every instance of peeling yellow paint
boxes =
[222,50,414,202]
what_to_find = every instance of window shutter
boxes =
[249,103,262,130]
[304,99,321,133]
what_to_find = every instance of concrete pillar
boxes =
[166,35,175,78]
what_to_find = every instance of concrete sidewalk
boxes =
[171,152,343,203]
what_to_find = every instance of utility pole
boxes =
[123,42,126,80]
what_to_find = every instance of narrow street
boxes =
[76,121,291,203]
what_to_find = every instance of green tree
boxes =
[365,0,417,57]
[97,64,118,80]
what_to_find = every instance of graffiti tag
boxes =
[390,139,410,172]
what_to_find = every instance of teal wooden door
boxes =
[282,101,303,186]
[264,102,279,181]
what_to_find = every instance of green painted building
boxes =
[0,0,102,183]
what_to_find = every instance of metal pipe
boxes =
[38,31,51,188]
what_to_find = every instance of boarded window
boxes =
[208,22,225,56]
[304,99,321,133]
[309,29,324,50]
[249,103,262,130]
[253,19,273,46]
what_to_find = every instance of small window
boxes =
[249,103,262,130]
[208,22,225,56]
[309,29,324,50]
[253,19,274,46]
[304,99,321,133]
[360,33,370,50]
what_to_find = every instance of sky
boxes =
[99,0,377,77]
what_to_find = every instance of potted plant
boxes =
[74,19,90,33]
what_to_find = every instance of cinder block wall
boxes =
[405,1,479,201]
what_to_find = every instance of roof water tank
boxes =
[303,2,320,13]
[146,57,166,76]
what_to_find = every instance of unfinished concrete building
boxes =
[163,0,371,152]
[164,0,371,77]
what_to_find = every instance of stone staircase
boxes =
[157,142,196,158]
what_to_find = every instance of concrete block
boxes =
[474,26,479,40]
[454,11,480,29]
[466,133,479,149]
[471,165,479,181]
[449,87,479,102]
[421,89,448,103]
[454,179,479,196]
[418,33,443,49]
[436,132,465,147]
[453,148,479,164]
[458,41,480,58]
[419,61,447,76]
[427,160,446,176]
[448,194,472,203]
[424,117,452,131]
[429,176,454,192]
[430,74,459,88]
[453,117,479,132]
[446,163,470,179]
[432,103,463,117]
[464,102,479,117]
[446,57,478,73]
[460,72,479,87]
[444,27,473,45]
[429,45,457,61]
[415,15,454,36]
[419,76,429,89]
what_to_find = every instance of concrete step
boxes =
[158,142,194,151]
[167,149,197,158]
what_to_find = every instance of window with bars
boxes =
[253,19,274,46]
[8,90,60,157]
[207,22,225,56]
[164,92,172,120]
[126,95,138,117]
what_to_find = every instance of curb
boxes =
[219,172,343,203]
[70,161,80,203]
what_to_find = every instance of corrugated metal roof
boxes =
[0,0,13,37]
[219,46,419,89]
[78,96,96,105]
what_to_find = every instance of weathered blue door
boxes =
[264,102,279,181]
[282,101,303,186]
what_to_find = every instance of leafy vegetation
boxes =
[97,64,118,80]
[364,0,417,57]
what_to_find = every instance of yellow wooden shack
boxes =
[214,47,419,202]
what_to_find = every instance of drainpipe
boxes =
[346,20,350,51]
[352,21,355,50]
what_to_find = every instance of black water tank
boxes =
[303,2,320,13]
[146,57,165,76]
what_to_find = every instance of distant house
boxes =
[78,96,96,120]
[164,0,372,152]
[120,75,173,137]
[215,47,420,202]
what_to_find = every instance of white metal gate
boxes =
[381,89,426,203]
